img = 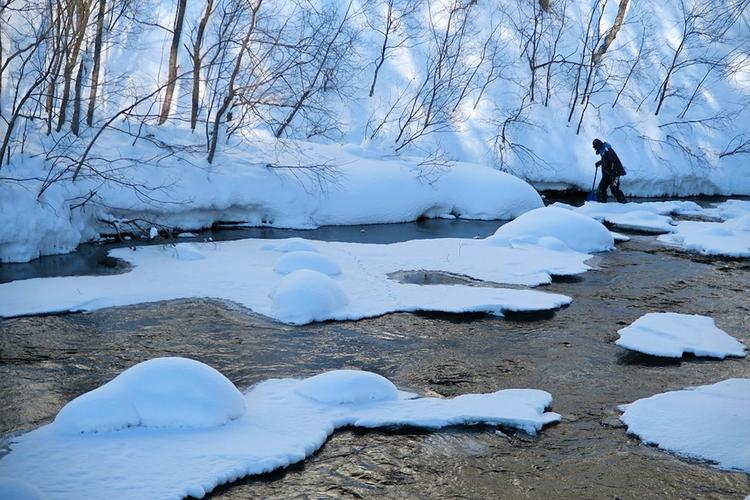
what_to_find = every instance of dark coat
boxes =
[595,142,626,178]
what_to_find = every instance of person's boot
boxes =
[616,190,626,203]
[597,191,608,203]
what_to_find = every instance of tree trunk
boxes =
[86,0,107,126]
[159,0,188,124]
[592,0,628,65]
[191,0,213,130]
[71,49,87,135]
[57,1,89,132]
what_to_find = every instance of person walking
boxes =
[592,138,627,203]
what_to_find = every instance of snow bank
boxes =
[0,146,544,263]
[54,357,246,433]
[274,251,342,276]
[620,379,750,472]
[0,235,585,324]
[0,363,561,499]
[615,313,746,359]
[489,206,614,252]
[270,270,349,324]
[0,178,86,263]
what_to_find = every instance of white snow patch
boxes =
[270,270,349,324]
[268,237,319,253]
[620,379,750,472]
[0,478,46,500]
[0,236,584,324]
[658,216,750,257]
[53,357,246,434]
[490,206,614,253]
[601,210,676,234]
[274,251,341,276]
[295,370,399,404]
[0,364,561,500]
[616,312,746,359]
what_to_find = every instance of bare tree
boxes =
[86,0,107,125]
[365,0,421,98]
[188,0,214,130]
[158,0,187,124]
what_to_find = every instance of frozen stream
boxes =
[1,219,749,498]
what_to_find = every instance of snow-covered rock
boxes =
[270,269,349,324]
[53,357,246,433]
[274,251,342,276]
[0,363,561,500]
[489,206,614,252]
[615,312,746,358]
[295,370,399,404]
[620,379,750,472]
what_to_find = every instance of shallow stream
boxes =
[1,217,749,499]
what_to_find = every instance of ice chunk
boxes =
[295,370,399,404]
[621,379,750,472]
[658,218,750,257]
[615,312,746,358]
[274,251,341,276]
[53,357,246,433]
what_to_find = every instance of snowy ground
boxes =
[0,358,560,500]
[556,199,750,257]
[620,379,750,473]
[616,312,747,359]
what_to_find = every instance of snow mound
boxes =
[274,251,341,276]
[658,217,750,257]
[270,269,349,324]
[616,312,746,358]
[0,478,46,500]
[620,379,750,472]
[164,244,206,260]
[53,357,246,433]
[295,370,399,404]
[603,210,676,234]
[268,238,319,253]
[489,206,614,252]
[0,361,561,499]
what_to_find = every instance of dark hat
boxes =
[592,138,603,150]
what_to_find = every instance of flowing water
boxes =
[1,219,749,499]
